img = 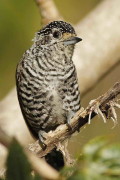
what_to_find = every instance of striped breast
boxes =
[16,46,80,138]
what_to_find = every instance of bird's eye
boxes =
[53,30,61,38]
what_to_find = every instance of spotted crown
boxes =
[37,21,76,36]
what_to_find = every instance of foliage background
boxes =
[0,0,120,157]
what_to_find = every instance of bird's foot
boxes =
[66,111,75,132]
[38,130,47,150]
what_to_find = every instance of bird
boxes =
[16,21,82,149]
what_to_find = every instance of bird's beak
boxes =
[64,36,82,45]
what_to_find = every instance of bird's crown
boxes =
[37,21,76,36]
[34,21,81,47]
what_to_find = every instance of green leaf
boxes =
[99,144,120,161]
[6,139,33,180]
[82,137,120,179]
[98,144,120,176]
[64,136,120,180]
[83,136,108,160]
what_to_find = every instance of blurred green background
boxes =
[0,0,120,156]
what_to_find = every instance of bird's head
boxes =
[34,21,82,49]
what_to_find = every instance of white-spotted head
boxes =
[34,21,82,47]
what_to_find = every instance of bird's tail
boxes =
[45,148,65,171]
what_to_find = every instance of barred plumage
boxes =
[16,21,82,145]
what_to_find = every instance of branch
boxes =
[28,82,120,157]
[0,81,119,178]
[35,0,63,25]
[0,129,59,180]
